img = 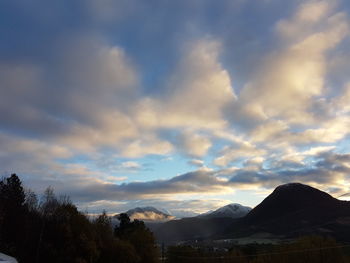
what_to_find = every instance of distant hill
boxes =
[153,217,234,244]
[153,203,249,244]
[115,206,175,222]
[152,183,350,244]
[222,183,350,241]
[198,203,252,219]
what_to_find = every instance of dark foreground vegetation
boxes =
[2,174,350,263]
[0,174,159,263]
[166,236,350,263]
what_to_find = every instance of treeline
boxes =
[166,236,350,263]
[0,174,159,263]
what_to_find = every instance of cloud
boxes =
[0,63,68,137]
[165,39,236,127]
[81,198,233,217]
[41,150,350,211]
[93,158,143,173]
[229,151,350,191]
[1,0,350,214]
[236,0,348,126]
[120,135,174,158]
[110,170,232,200]
[3,127,349,213]
[177,131,212,157]
[120,161,140,170]
[276,0,336,39]
[214,143,267,167]
[188,159,205,167]
[87,0,133,22]
[34,169,233,204]
[331,83,350,114]
[338,192,350,201]
[0,132,72,179]
[28,37,236,159]
[0,35,140,150]
[134,39,236,131]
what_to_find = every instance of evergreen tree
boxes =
[0,174,26,256]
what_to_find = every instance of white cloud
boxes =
[188,159,205,167]
[250,120,289,142]
[178,131,212,157]
[120,161,141,170]
[239,0,348,125]
[165,39,236,127]
[331,83,350,114]
[134,39,236,131]
[214,143,267,167]
[276,0,336,40]
[2,0,350,215]
[121,135,173,158]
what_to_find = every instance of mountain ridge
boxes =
[115,206,175,222]
[222,182,350,241]
[151,182,350,243]
[198,203,252,219]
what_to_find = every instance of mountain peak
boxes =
[275,182,309,189]
[199,203,251,219]
[244,182,338,224]
[122,206,175,222]
[223,183,350,240]
[271,182,335,203]
[273,182,321,193]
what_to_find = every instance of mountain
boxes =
[223,183,350,241]
[153,183,350,244]
[153,203,249,243]
[122,206,175,222]
[153,217,235,244]
[199,203,252,219]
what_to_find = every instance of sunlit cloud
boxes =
[1,0,350,212]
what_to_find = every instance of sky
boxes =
[1,0,350,217]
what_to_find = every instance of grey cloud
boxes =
[36,170,229,204]
[229,151,350,190]
[3,133,350,212]
[80,198,230,217]
[1,0,350,215]
[54,151,350,203]
[0,37,138,137]
[114,170,226,198]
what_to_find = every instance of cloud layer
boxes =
[1,0,350,213]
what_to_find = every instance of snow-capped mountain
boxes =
[121,206,175,222]
[199,203,252,219]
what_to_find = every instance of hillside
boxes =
[153,217,234,244]
[223,183,350,241]
[199,203,251,219]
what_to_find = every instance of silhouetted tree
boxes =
[0,174,26,256]
[0,174,159,262]
[114,213,159,263]
[25,188,38,212]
